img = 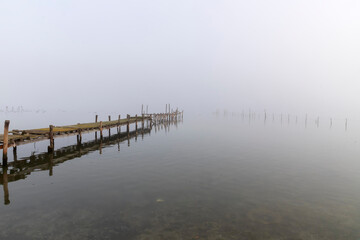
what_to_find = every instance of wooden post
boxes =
[95,115,98,140]
[100,121,103,139]
[117,114,121,133]
[127,114,130,134]
[108,115,111,136]
[135,114,138,132]
[13,146,17,162]
[142,104,144,114]
[146,105,148,114]
[77,128,82,145]
[48,125,54,153]
[2,120,9,163]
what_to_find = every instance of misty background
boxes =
[1,0,360,118]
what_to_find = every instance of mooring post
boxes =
[127,114,130,134]
[77,128,82,145]
[13,146,17,162]
[2,120,10,164]
[95,115,98,123]
[108,115,111,121]
[100,121,103,139]
[135,114,138,132]
[48,125,54,153]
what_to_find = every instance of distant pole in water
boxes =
[264,110,267,120]
[146,105,148,114]
[316,117,319,127]
[288,114,290,124]
[330,118,332,128]
[345,118,348,130]
[142,104,144,114]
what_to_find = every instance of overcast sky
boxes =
[1,0,360,117]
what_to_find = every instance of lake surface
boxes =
[1,113,360,239]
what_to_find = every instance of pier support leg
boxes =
[2,120,9,165]
[13,146,17,162]
[128,114,131,133]
[100,121,103,139]
[48,125,54,153]
[135,114,138,133]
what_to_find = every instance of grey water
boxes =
[1,113,360,239]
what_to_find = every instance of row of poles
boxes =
[219,110,349,129]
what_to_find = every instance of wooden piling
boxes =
[95,115,98,123]
[100,121,103,138]
[108,115,111,121]
[48,125,54,153]
[13,146,17,162]
[77,128,82,145]
[135,114,138,132]
[2,120,10,163]
[127,114,130,134]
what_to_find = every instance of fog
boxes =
[1,0,360,118]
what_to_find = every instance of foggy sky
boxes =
[1,0,360,117]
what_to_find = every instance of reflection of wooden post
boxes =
[2,166,10,205]
[48,125,54,153]
[100,121,103,139]
[49,152,53,176]
[99,138,103,154]
[2,120,10,164]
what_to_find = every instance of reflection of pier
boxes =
[0,119,181,205]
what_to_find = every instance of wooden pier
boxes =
[1,109,183,165]
[0,118,181,205]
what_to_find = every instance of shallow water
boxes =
[1,113,360,239]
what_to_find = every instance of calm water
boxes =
[1,113,360,239]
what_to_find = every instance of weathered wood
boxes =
[48,125,54,153]
[2,120,10,163]
[135,114,138,132]
[95,115,98,123]
[127,114,130,133]
[100,121,103,138]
